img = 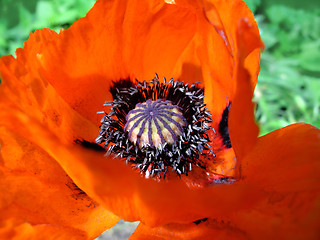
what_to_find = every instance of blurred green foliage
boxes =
[0,0,95,55]
[0,0,319,136]
[247,1,320,135]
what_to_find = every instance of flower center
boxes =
[125,99,187,149]
[96,75,215,177]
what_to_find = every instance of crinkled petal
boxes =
[1,0,262,180]
[243,123,320,191]
[233,123,320,239]
[0,219,89,240]
[0,0,264,228]
[228,17,263,162]
[5,106,319,236]
[165,0,262,125]
[131,123,320,239]
[2,31,318,240]
[6,1,318,238]
[129,220,246,240]
[0,104,263,227]
[198,0,262,173]
[199,0,262,116]
[0,127,120,239]
[38,0,198,125]
[0,36,120,238]
[0,38,99,145]
[32,0,260,129]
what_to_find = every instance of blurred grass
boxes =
[0,0,319,238]
[246,0,320,134]
[0,0,96,55]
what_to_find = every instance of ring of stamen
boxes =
[96,75,215,177]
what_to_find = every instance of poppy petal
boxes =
[4,1,316,238]
[0,36,120,238]
[129,123,320,239]
[191,0,262,119]
[243,123,320,191]
[0,127,120,239]
[0,102,263,227]
[35,0,259,128]
[233,123,320,239]
[2,56,318,238]
[38,0,198,125]
[6,104,319,235]
[228,17,263,162]
[0,0,264,227]
[198,0,262,173]
[0,219,88,240]
[0,41,100,145]
[129,220,246,240]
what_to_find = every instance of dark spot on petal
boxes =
[66,178,97,208]
[218,103,232,148]
[193,218,208,225]
[75,139,106,152]
[66,181,86,197]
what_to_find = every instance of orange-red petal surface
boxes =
[233,123,320,239]
[0,104,263,226]
[0,0,263,228]
[0,219,87,240]
[1,0,262,185]
[0,28,120,239]
[4,109,317,235]
[0,127,120,240]
[201,0,262,174]
[2,0,318,239]
[228,16,263,162]
[33,0,261,129]
[130,220,247,240]
[39,0,199,125]
[0,33,100,145]
[130,123,320,239]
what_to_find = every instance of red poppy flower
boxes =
[0,0,319,239]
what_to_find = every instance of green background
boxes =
[0,0,319,238]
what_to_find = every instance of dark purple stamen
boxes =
[96,75,215,177]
